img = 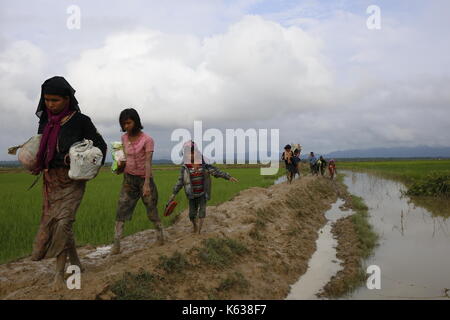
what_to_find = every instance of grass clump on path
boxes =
[158,251,190,274]
[110,269,168,300]
[197,238,248,268]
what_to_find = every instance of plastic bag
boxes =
[68,139,103,180]
[111,141,126,174]
[8,135,42,171]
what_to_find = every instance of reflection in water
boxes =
[286,199,353,300]
[391,209,405,236]
[342,171,450,300]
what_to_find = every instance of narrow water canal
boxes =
[282,171,450,300]
[343,171,450,299]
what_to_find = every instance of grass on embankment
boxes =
[319,176,378,298]
[339,159,450,198]
[109,237,250,300]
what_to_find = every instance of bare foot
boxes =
[157,230,165,246]
[110,239,121,255]
[51,273,65,292]
[198,218,204,234]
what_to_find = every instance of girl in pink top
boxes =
[111,108,164,255]
[122,129,154,177]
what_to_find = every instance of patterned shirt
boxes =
[186,164,205,197]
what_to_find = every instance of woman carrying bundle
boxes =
[31,76,107,290]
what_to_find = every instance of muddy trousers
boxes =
[116,173,160,224]
[188,195,207,221]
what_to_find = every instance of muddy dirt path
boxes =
[0,176,342,300]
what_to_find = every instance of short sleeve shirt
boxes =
[122,132,154,177]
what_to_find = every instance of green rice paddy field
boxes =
[338,159,450,184]
[0,165,283,264]
[339,159,450,217]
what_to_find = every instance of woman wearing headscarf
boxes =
[31,76,107,290]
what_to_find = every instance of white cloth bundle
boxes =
[8,135,42,171]
[68,139,103,180]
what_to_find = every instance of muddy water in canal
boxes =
[343,171,450,299]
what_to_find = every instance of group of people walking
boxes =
[26,75,339,290]
[29,76,238,289]
[281,145,337,182]
[308,152,337,179]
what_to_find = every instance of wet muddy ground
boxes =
[286,199,354,299]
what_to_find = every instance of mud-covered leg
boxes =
[111,221,124,255]
[192,219,198,233]
[155,222,164,245]
[198,218,204,234]
[68,246,84,272]
[198,196,207,234]
[113,174,140,254]
[52,250,67,291]
[188,197,199,233]
[143,178,164,245]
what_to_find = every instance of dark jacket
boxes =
[38,111,107,169]
[172,163,231,200]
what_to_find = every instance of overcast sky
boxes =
[1,0,449,160]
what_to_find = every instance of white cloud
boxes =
[0,40,45,101]
[66,15,335,129]
[0,40,48,159]
[0,40,45,127]
[1,3,450,160]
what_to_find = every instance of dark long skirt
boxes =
[31,168,86,261]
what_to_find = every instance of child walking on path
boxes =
[328,159,337,180]
[168,141,238,234]
[111,108,163,255]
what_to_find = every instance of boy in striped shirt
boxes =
[168,141,238,234]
